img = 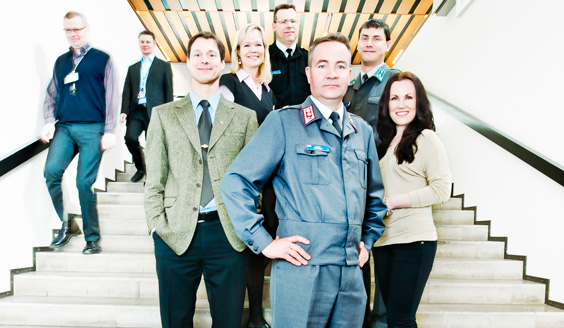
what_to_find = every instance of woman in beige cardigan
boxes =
[373,72,452,328]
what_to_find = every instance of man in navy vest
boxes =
[41,11,118,255]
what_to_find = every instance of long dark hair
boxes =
[377,72,435,164]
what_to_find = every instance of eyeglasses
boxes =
[276,19,297,25]
[63,27,86,34]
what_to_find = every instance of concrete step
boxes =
[416,303,564,328]
[14,272,158,299]
[106,181,145,193]
[433,210,475,225]
[36,252,156,273]
[0,295,162,327]
[436,240,504,259]
[97,204,145,219]
[420,279,545,305]
[116,171,145,182]
[77,218,148,235]
[430,258,523,280]
[436,224,488,241]
[432,197,462,210]
[61,234,153,253]
[98,192,144,205]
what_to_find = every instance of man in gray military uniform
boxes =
[221,33,387,328]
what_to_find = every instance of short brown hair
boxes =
[139,30,155,41]
[64,11,88,26]
[187,31,226,60]
[273,4,296,22]
[308,33,351,67]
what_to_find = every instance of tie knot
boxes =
[199,99,210,110]
[329,111,340,122]
[362,73,369,84]
[286,48,292,57]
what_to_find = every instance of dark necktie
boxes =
[198,100,214,207]
[362,73,369,84]
[286,48,292,58]
[329,111,342,137]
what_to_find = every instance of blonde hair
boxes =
[230,24,272,83]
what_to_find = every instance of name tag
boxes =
[271,70,281,75]
[306,144,330,152]
[64,72,79,84]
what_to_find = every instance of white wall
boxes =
[0,0,150,292]
[396,0,564,302]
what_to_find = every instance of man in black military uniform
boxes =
[268,3,310,108]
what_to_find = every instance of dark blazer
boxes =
[121,57,173,122]
[144,96,259,255]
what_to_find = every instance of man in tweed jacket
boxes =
[144,32,258,328]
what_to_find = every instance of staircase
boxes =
[1,163,563,327]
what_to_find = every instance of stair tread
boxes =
[417,303,564,313]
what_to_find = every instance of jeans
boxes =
[44,123,104,241]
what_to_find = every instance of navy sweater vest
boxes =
[54,48,109,124]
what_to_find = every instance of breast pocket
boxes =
[296,145,331,185]
[354,149,368,189]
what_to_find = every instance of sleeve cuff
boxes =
[245,226,274,254]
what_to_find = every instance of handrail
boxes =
[0,139,49,178]
[429,92,564,187]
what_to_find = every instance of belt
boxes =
[197,211,219,223]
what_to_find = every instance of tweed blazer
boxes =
[144,95,258,255]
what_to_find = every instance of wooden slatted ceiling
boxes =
[128,0,433,66]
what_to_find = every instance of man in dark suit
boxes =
[121,30,173,182]
[343,19,399,328]
[344,19,400,149]
[144,31,258,328]
[268,3,310,108]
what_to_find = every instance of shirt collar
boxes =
[189,90,221,112]
[236,69,271,91]
[142,53,156,63]
[276,40,296,56]
[310,96,344,124]
[70,44,91,58]
[362,62,385,79]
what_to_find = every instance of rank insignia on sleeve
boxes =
[302,105,316,125]
[349,79,356,86]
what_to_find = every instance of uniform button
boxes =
[199,159,202,164]
[254,247,258,252]
[192,207,198,212]
[196,183,201,188]
[248,241,253,246]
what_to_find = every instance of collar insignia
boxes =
[302,105,316,125]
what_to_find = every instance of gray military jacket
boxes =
[221,97,387,266]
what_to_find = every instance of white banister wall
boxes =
[395,0,564,302]
[0,0,150,292]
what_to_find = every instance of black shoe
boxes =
[247,322,271,328]
[49,223,80,249]
[130,169,145,182]
[83,241,101,255]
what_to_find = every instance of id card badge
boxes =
[64,72,79,84]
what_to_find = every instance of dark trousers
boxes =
[362,256,387,328]
[153,220,248,328]
[44,123,104,241]
[124,106,149,171]
[373,241,437,328]
[247,180,278,323]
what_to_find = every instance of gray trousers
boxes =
[270,260,366,328]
